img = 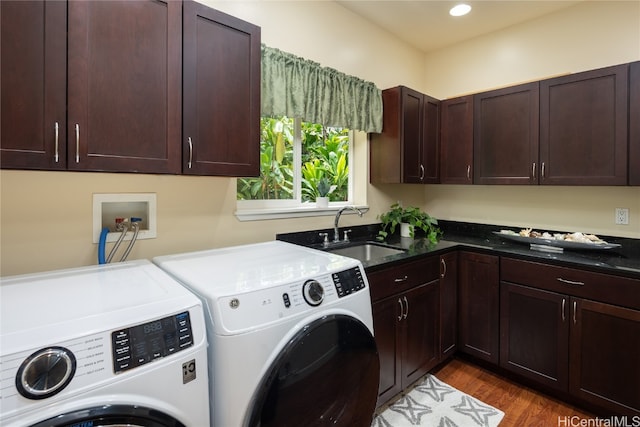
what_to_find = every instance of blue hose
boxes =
[98,227,109,264]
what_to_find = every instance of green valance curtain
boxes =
[261,45,383,133]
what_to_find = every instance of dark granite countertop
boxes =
[276,220,640,279]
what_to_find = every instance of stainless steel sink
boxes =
[326,242,405,262]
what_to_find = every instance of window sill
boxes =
[235,205,370,222]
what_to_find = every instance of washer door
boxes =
[246,314,380,427]
[29,405,185,427]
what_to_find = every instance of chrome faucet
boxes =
[333,206,363,242]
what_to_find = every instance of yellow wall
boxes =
[1,1,639,276]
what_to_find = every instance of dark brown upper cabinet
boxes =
[370,86,440,184]
[629,61,640,186]
[3,0,260,177]
[540,64,628,185]
[1,1,67,170]
[473,82,540,185]
[440,95,473,184]
[67,0,182,173]
[182,0,261,177]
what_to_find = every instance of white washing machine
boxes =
[0,260,210,427]
[154,241,380,427]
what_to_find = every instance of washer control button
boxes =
[302,280,324,306]
[16,346,76,400]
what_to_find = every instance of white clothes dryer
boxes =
[0,260,210,427]
[154,241,380,427]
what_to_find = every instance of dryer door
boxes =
[29,405,185,427]
[246,314,380,427]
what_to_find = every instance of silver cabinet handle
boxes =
[467,165,471,181]
[562,298,566,322]
[532,162,536,179]
[187,137,193,169]
[54,122,59,162]
[541,162,546,179]
[573,300,577,324]
[419,164,425,181]
[440,258,447,278]
[403,296,409,319]
[394,276,408,283]
[557,278,585,286]
[75,124,80,163]
[397,298,403,321]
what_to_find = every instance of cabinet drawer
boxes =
[368,257,439,302]
[501,257,640,309]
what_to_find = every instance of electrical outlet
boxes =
[615,208,629,225]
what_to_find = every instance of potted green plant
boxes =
[377,202,442,243]
[315,177,335,208]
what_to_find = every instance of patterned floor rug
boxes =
[371,374,504,427]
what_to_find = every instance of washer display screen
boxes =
[332,267,366,297]
[111,312,193,373]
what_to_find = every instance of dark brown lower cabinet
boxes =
[500,283,569,392]
[439,252,458,360]
[401,281,440,385]
[369,257,440,407]
[370,251,639,415]
[372,294,402,404]
[500,257,640,416]
[570,299,640,415]
[458,251,500,364]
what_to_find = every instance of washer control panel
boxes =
[111,311,193,373]
[216,265,369,334]
[332,266,366,297]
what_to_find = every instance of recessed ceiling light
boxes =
[450,4,471,17]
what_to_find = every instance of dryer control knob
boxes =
[16,346,76,400]
[302,280,324,306]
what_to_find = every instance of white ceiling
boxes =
[336,1,582,53]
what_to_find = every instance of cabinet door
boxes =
[372,295,402,407]
[370,86,440,184]
[439,252,458,360]
[370,87,402,183]
[1,1,66,170]
[458,251,500,364]
[420,94,440,183]
[540,64,628,185]
[570,298,640,415]
[500,283,569,392]
[401,279,440,387]
[67,0,182,173]
[630,61,640,186]
[183,1,260,176]
[474,82,539,185]
[440,96,473,184]
[401,87,426,183]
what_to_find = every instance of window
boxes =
[235,45,382,220]
[237,116,352,210]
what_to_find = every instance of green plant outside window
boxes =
[237,116,350,203]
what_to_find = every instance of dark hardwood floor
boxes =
[432,357,595,426]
